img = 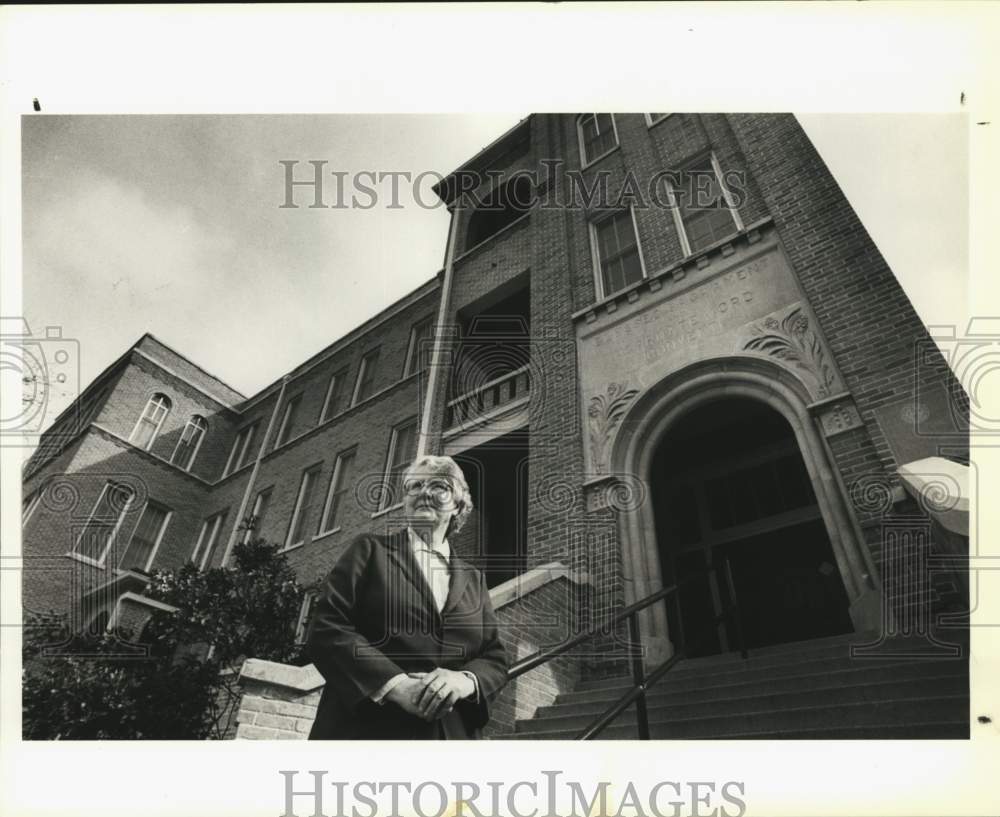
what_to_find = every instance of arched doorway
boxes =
[610,357,881,665]
[651,397,853,656]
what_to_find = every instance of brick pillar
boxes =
[235,659,324,740]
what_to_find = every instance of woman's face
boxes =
[402,471,459,531]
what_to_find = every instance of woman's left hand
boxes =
[410,669,475,720]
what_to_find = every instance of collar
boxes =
[406,526,451,563]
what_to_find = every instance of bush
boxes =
[22,539,306,740]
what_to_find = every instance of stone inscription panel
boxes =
[577,242,803,471]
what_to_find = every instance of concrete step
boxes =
[555,658,967,707]
[569,652,965,698]
[510,696,968,740]
[508,719,969,740]
[522,674,967,732]
[570,633,964,691]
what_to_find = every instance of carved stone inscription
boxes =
[577,243,802,471]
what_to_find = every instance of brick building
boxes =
[22,114,970,739]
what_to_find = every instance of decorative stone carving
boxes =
[742,305,837,398]
[587,382,639,474]
[584,474,647,513]
[818,398,864,437]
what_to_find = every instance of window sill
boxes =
[311,526,342,544]
[66,552,105,569]
[580,144,620,172]
[646,115,673,129]
[279,542,306,555]
[371,502,404,520]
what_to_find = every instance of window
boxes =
[170,415,208,471]
[645,113,671,127]
[352,349,380,406]
[294,592,319,645]
[404,317,435,377]
[577,114,618,166]
[381,418,417,511]
[590,208,646,298]
[223,422,257,476]
[666,153,743,255]
[242,486,273,543]
[120,501,171,572]
[275,394,302,448]
[285,464,322,549]
[192,510,228,570]
[129,393,171,451]
[72,481,135,565]
[23,483,45,525]
[319,448,356,534]
[319,368,347,423]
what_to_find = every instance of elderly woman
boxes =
[306,454,509,740]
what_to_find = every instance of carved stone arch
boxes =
[608,355,881,664]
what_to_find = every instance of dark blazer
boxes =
[306,529,509,740]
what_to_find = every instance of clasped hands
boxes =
[385,668,475,721]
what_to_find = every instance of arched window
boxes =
[465,175,532,250]
[171,415,208,470]
[130,393,172,451]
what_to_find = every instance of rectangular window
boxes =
[381,419,417,511]
[224,423,257,477]
[72,482,135,565]
[669,154,742,255]
[286,464,322,549]
[319,368,348,423]
[404,317,435,377]
[243,486,273,543]
[352,349,380,406]
[294,592,318,645]
[274,394,302,448]
[319,448,356,534]
[591,208,645,298]
[22,484,45,525]
[120,501,171,572]
[578,114,618,166]
[193,510,228,570]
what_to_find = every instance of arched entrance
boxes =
[651,397,853,656]
[609,357,881,665]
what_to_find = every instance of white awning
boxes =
[897,456,969,536]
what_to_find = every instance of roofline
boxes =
[432,115,532,205]
[237,273,442,412]
[140,332,247,401]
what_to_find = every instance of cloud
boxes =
[26,169,235,312]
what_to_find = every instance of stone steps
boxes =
[509,631,969,740]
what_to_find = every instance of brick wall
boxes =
[725,113,969,501]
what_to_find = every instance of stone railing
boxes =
[444,364,530,430]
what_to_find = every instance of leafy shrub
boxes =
[22,539,306,740]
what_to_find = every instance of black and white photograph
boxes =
[1,4,997,817]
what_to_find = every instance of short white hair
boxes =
[402,455,473,537]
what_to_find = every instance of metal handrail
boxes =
[506,559,748,740]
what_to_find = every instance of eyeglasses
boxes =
[403,478,455,499]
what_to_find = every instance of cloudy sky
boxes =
[22,113,968,426]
